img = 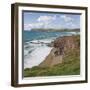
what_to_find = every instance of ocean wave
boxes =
[24,45,52,68]
[24,39,53,59]
[29,38,54,44]
[69,32,80,35]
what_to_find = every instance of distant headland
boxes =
[30,28,80,32]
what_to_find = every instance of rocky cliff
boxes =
[39,35,80,67]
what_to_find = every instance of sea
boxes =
[24,30,80,69]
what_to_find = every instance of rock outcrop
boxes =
[39,35,80,67]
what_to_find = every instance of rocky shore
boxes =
[39,35,80,67]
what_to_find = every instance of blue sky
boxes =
[23,11,80,30]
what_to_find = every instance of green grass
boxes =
[24,48,80,77]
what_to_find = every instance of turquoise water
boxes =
[24,31,78,42]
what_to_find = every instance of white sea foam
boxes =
[30,39,53,44]
[69,32,80,35]
[24,45,52,68]
[24,38,53,68]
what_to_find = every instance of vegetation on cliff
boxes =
[24,35,80,77]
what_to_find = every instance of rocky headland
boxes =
[39,35,80,67]
[24,35,80,77]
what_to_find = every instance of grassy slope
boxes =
[24,35,80,77]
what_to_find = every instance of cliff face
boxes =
[39,35,80,67]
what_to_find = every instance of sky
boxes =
[23,11,80,31]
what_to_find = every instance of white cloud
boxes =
[60,15,73,22]
[24,15,57,30]
[37,15,56,22]
[24,22,44,30]
[36,15,56,29]
[30,23,43,28]
[60,15,78,28]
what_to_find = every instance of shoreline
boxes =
[24,35,80,77]
[24,34,80,69]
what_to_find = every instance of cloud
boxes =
[36,15,57,28]
[60,15,78,29]
[24,22,44,30]
[37,15,56,22]
[24,14,79,30]
[24,15,57,30]
[60,15,73,22]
